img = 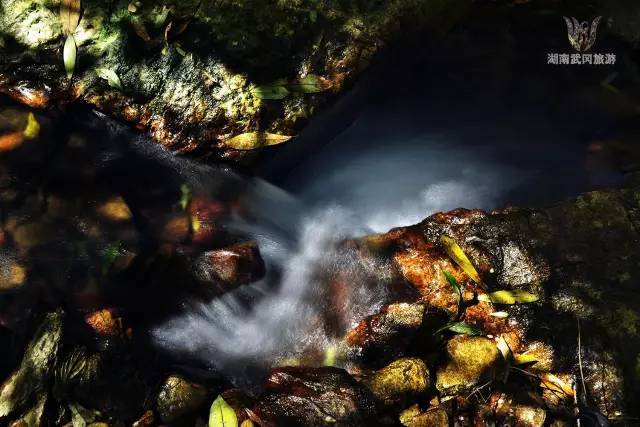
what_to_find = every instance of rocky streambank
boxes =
[1,103,639,425]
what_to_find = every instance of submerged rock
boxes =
[435,335,500,395]
[367,358,430,406]
[345,303,426,367]
[0,311,63,420]
[253,366,377,426]
[193,241,265,294]
[156,375,208,424]
[399,405,448,427]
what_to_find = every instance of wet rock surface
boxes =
[1,1,640,425]
[0,0,470,158]
[367,357,430,406]
[156,375,208,423]
[435,335,501,395]
[253,366,377,427]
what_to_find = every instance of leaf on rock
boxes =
[435,321,483,336]
[102,241,121,276]
[443,271,462,297]
[514,353,539,366]
[252,85,289,100]
[439,235,482,286]
[478,290,539,304]
[287,74,328,93]
[63,34,77,79]
[323,345,337,367]
[23,113,40,139]
[95,68,123,89]
[444,271,463,316]
[540,373,575,397]
[60,0,82,35]
[490,311,509,318]
[209,395,238,427]
[179,184,191,210]
[224,132,293,150]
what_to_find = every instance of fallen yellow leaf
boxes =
[439,235,482,285]
[23,112,40,139]
[540,373,574,397]
[224,132,293,150]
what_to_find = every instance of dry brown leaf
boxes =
[224,132,293,150]
[0,131,25,152]
[60,0,82,35]
[540,373,575,397]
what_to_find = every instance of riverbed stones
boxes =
[0,311,63,419]
[193,241,265,294]
[254,366,377,426]
[399,404,448,427]
[368,358,430,406]
[156,375,208,424]
[345,303,425,366]
[435,335,500,395]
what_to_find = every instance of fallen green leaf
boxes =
[209,395,238,427]
[102,241,121,276]
[443,271,461,297]
[224,132,293,150]
[175,43,187,57]
[444,271,463,317]
[478,290,539,304]
[179,184,191,210]
[439,235,482,286]
[252,85,289,100]
[323,345,337,367]
[287,74,326,93]
[63,34,77,79]
[95,67,122,89]
[435,321,483,336]
[23,113,40,140]
[490,311,509,318]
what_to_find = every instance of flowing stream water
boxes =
[0,30,630,391]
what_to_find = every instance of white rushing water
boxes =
[151,195,389,388]
[148,131,525,388]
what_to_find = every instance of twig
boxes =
[577,318,588,400]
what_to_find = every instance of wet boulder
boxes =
[193,241,265,295]
[367,358,430,406]
[345,303,426,367]
[253,366,377,426]
[0,252,26,292]
[156,375,208,424]
[399,405,448,427]
[0,311,63,420]
[0,0,472,158]
[435,335,501,395]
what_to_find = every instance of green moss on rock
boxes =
[435,335,500,395]
[368,357,430,405]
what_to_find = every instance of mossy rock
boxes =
[435,335,500,395]
[156,375,208,423]
[399,405,448,427]
[368,358,430,405]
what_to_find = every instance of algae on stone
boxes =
[368,358,430,405]
[435,335,500,395]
